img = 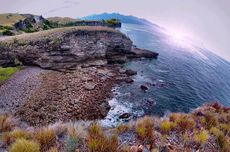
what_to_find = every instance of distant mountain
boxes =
[82,13,155,26]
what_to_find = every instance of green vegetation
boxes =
[0,67,20,85]
[103,18,121,27]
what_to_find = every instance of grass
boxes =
[9,139,40,152]
[0,67,20,85]
[35,127,56,151]
[194,129,209,145]
[87,123,118,152]
[0,114,15,132]
[0,13,25,26]
[135,116,154,143]
[0,103,229,151]
[10,128,31,141]
[116,123,130,133]
[160,120,175,134]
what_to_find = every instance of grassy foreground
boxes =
[0,102,229,152]
[0,67,20,85]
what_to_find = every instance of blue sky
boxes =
[1,0,230,61]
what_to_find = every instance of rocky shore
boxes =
[0,26,158,126]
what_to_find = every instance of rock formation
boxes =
[0,26,158,70]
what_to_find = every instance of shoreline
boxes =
[0,65,136,126]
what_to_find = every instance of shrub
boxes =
[2,30,14,36]
[10,129,31,140]
[216,132,230,152]
[210,127,222,137]
[175,115,195,132]
[0,114,14,132]
[87,123,118,152]
[194,130,209,145]
[169,113,181,122]
[117,124,130,133]
[64,135,78,152]
[204,112,218,129]
[35,127,56,151]
[135,116,154,141]
[219,123,230,134]
[9,139,40,152]
[160,120,174,134]
[2,132,12,145]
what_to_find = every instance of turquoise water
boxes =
[102,23,230,126]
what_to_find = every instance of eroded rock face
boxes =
[0,27,158,70]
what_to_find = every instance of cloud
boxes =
[64,0,79,5]
[43,6,71,15]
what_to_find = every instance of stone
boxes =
[125,78,134,83]
[84,82,96,90]
[119,113,131,119]
[125,69,137,76]
[140,85,148,91]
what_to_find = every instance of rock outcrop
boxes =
[0,26,158,70]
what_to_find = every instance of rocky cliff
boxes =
[0,26,158,70]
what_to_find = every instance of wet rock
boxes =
[125,78,134,83]
[119,113,131,119]
[125,69,137,76]
[140,85,148,91]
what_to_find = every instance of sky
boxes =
[1,0,230,61]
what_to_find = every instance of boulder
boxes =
[140,85,148,92]
[119,113,131,119]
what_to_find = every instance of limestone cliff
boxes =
[0,26,158,70]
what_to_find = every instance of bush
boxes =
[10,129,31,141]
[194,129,209,145]
[64,135,78,152]
[9,139,40,152]
[2,132,12,145]
[0,114,14,132]
[35,127,56,151]
[87,123,118,152]
[2,30,14,36]
[204,112,218,129]
[160,120,174,134]
[135,116,154,141]
[216,133,230,152]
[175,115,195,132]
[117,124,130,133]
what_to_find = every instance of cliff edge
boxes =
[0,26,158,70]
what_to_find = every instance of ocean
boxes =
[101,23,230,126]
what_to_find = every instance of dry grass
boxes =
[175,115,195,132]
[194,129,209,145]
[10,128,31,141]
[47,17,80,25]
[9,139,40,152]
[1,26,120,44]
[87,123,118,152]
[0,13,25,26]
[116,123,130,133]
[160,120,175,134]
[0,114,15,132]
[135,116,154,143]
[35,127,56,151]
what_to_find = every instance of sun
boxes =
[163,27,194,49]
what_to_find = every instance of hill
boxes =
[82,12,154,26]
